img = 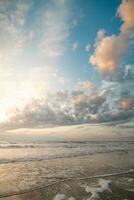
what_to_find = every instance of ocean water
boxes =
[0,140,134,164]
[0,136,134,200]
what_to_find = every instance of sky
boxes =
[0,0,134,130]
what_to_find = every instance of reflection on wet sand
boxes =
[0,151,134,200]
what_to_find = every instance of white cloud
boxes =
[77,80,95,91]
[85,43,90,52]
[0,0,71,122]
[89,0,134,73]
[89,33,127,72]
[96,29,106,43]
[51,72,66,84]
[0,0,31,68]
[117,0,134,33]
[58,76,65,84]
[13,0,32,26]
[1,82,134,129]
[40,0,70,57]
[72,42,78,51]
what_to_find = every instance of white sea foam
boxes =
[85,179,111,200]
[53,194,75,200]
[54,194,66,200]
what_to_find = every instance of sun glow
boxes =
[0,81,49,122]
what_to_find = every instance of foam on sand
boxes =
[85,179,111,200]
[53,194,75,200]
[54,194,66,200]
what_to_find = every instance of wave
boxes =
[0,140,133,148]
[0,149,132,165]
[0,141,133,165]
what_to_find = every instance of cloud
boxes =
[13,0,32,26]
[40,0,70,57]
[0,0,134,129]
[89,0,134,73]
[1,78,134,130]
[104,64,134,82]
[77,80,95,91]
[117,0,134,33]
[72,42,78,51]
[96,29,105,42]
[89,33,127,73]
[118,97,133,110]
[89,0,134,121]
[52,72,66,84]
[58,76,65,84]
[0,0,32,68]
[85,43,90,52]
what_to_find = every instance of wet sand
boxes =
[0,150,134,200]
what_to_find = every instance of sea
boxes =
[0,140,134,164]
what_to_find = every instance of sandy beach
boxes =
[0,123,134,199]
[0,150,133,200]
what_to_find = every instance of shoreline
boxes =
[0,169,133,199]
[0,150,133,199]
[0,148,133,165]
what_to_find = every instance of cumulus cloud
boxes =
[1,79,133,130]
[0,0,134,130]
[117,0,134,33]
[89,0,134,120]
[89,0,134,73]
[90,34,127,72]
